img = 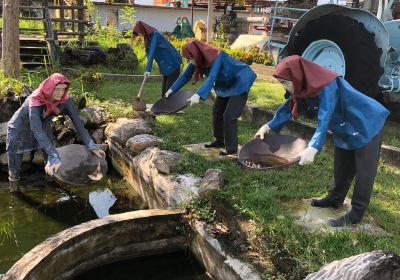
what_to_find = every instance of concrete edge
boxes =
[61,68,163,82]
[191,221,262,280]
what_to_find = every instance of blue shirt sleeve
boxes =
[29,107,61,165]
[196,53,223,100]
[63,99,97,150]
[145,33,159,73]
[170,63,195,93]
[267,98,293,133]
[308,81,338,150]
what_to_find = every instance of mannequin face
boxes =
[189,58,196,66]
[52,84,67,101]
[277,78,294,95]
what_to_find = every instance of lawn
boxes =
[69,76,400,277]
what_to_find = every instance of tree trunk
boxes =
[1,0,20,78]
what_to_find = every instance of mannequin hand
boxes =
[144,71,151,78]
[165,89,173,98]
[187,93,200,106]
[255,124,271,140]
[45,162,62,176]
[91,149,105,158]
[297,147,318,165]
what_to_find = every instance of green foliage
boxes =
[0,221,14,244]
[183,198,216,223]
[77,71,104,93]
[85,25,128,49]
[212,23,229,49]
[0,73,24,98]
[120,6,136,39]
[226,46,273,66]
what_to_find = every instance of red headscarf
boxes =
[133,21,156,47]
[181,40,220,84]
[274,55,339,119]
[29,73,71,117]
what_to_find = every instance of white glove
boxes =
[187,93,200,106]
[297,147,318,165]
[255,124,271,140]
[91,149,105,158]
[165,89,173,98]
[144,71,151,78]
[45,162,62,176]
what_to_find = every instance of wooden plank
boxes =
[19,17,44,20]
[51,18,89,23]
[20,6,43,10]
[48,5,87,9]
[56,31,87,36]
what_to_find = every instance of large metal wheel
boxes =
[283,14,384,99]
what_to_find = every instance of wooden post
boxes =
[207,0,213,43]
[60,0,66,32]
[1,0,20,78]
[77,0,84,42]
[191,0,194,27]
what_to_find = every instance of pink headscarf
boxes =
[29,73,71,117]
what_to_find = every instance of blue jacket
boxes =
[171,51,257,100]
[268,77,389,150]
[145,31,182,76]
[7,97,97,165]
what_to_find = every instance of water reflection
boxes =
[0,170,147,273]
[89,188,117,218]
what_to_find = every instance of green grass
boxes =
[73,76,400,277]
[248,80,286,110]
[0,19,44,34]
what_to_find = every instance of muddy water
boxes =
[0,170,148,273]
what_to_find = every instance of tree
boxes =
[1,0,20,78]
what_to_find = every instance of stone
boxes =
[198,169,224,196]
[54,144,108,186]
[80,106,107,127]
[106,43,139,71]
[132,110,156,126]
[0,122,7,153]
[32,150,45,166]
[305,250,400,280]
[0,152,32,165]
[61,46,107,66]
[55,128,76,147]
[126,134,163,155]
[97,143,109,153]
[152,150,181,175]
[129,147,198,207]
[91,128,105,144]
[0,96,20,123]
[105,118,152,145]
[231,34,268,51]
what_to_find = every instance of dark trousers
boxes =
[162,68,180,97]
[329,130,383,220]
[212,94,248,152]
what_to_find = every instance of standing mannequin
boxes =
[255,56,389,227]
[166,40,257,155]
[133,21,182,96]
